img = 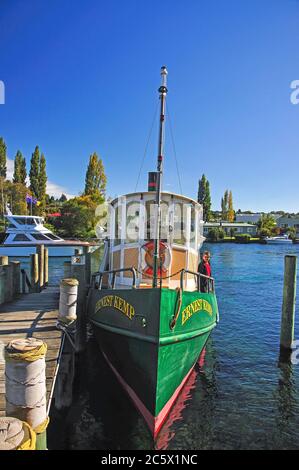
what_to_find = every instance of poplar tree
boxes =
[13,150,26,184]
[84,152,107,202]
[39,154,47,210]
[197,174,211,222]
[227,190,234,222]
[20,155,27,185]
[0,137,7,178]
[221,190,229,220]
[29,146,40,199]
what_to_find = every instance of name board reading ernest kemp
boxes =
[0,81,4,104]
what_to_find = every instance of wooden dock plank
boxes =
[0,288,63,417]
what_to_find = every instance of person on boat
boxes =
[198,251,212,292]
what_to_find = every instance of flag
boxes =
[26,194,38,205]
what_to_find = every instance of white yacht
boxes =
[264,234,293,244]
[0,214,84,257]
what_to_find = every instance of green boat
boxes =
[88,66,219,439]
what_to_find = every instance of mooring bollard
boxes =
[58,278,79,324]
[5,338,49,450]
[280,255,297,350]
[36,245,45,290]
[44,248,49,286]
[0,417,36,450]
[30,253,39,292]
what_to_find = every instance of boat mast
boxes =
[153,66,168,288]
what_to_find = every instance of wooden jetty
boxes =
[0,286,63,418]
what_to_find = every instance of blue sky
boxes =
[0,0,298,211]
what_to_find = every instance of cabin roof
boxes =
[111,191,201,207]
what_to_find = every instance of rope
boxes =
[0,417,36,450]
[134,103,159,192]
[5,339,47,362]
[17,421,36,450]
[170,287,183,329]
[135,267,183,280]
[166,102,183,194]
[34,416,49,435]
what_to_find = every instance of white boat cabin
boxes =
[101,191,205,291]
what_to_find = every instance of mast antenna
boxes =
[152,66,168,288]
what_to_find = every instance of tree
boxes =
[20,154,27,185]
[38,153,47,211]
[0,137,7,178]
[221,190,229,220]
[207,227,225,242]
[1,179,27,215]
[84,152,107,202]
[29,146,40,199]
[13,150,27,184]
[59,195,100,238]
[257,214,277,238]
[59,194,67,203]
[227,190,234,222]
[197,174,211,222]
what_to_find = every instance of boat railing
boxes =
[92,267,215,293]
[180,269,215,293]
[92,267,137,290]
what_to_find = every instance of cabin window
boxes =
[190,205,196,249]
[160,201,170,241]
[125,201,140,243]
[13,217,36,226]
[173,202,186,245]
[45,233,61,240]
[13,218,27,225]
[114,205,121,246]
[145,200,156,240]
[13,234,30,242]
[31,233,50,241]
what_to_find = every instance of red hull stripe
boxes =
[101,349,196,439]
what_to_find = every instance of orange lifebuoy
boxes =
[141,241,171,276]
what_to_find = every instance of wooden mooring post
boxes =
[280,255,297,351]
[30,253,39,292]
[44,248,49,286]
[36,245,45,291]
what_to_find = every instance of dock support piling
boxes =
[71,263,87,352]
[30,254,39,292]
[44,248,49,286]
[0,256,8,266]
[83,246,91,285]
[5,338,49,450]
[3,263,13,302]
[10,261,21,297]
[280,255,297,350]
[36,245,45,291]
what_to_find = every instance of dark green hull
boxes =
[88,287,218,438]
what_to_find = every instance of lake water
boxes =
[47,242,299,450]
